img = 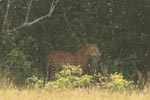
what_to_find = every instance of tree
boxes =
[0,0,150,85]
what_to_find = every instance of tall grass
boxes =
[0,87,150,100]
[0,77,150,99]
[0,65,150,100]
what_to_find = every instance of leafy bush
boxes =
[0,49,34,85]
[26,75,44,89]
[45,65,92,89]
[44,65,134,91]
[100,54,138,82]
[98,72,134,91]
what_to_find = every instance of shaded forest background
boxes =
[0,0,150,86]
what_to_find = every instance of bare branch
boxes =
[5,0,60,33]
[50,0,55,10]
[2,0,11,32]
[48,0,59,16]
[25,0,34,23]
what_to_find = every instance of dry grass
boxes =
[0,88,150,100]
[0,76,150,100]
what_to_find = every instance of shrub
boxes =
[45,65,92,89]
[45,65,135,91]
[26,75,44,89]
[0,49,34,85]
[98,72,135,91]
[104,54,138,80]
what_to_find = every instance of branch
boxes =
[5,0,60,33]
[2,0,11,32]
[25,0,34,23]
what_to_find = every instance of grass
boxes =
[0,72,150,100]
[0,87,150,100]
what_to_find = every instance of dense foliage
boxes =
[45,65,92,89]
[26,65,134,91]
[0,0,150,87]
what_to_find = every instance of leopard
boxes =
[45,44,101,82]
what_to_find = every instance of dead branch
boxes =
[5,0,60,33]
[25,0,34,23]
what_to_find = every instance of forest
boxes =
[0,0,150,92]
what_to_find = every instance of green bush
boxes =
[45,65,92,89]
[26,75,44,89]
[44,65,134,91]
[1,49,34,85]
[98,72,135,91]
